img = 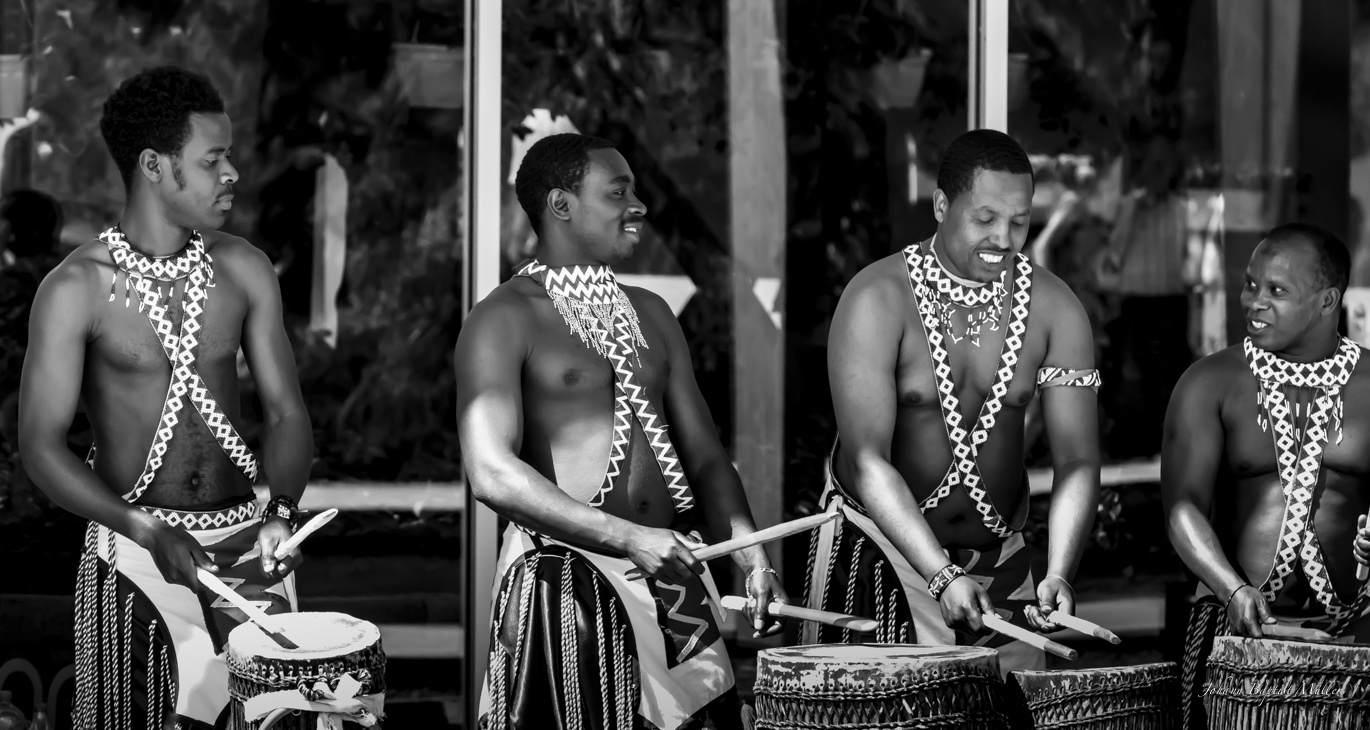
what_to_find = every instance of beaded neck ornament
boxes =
[1244,336,1368,635]
[516,260,695,514]
[523,260,647,361]
[102,226,214,309]
[921,236,1008,347]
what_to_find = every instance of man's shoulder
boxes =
[201,230,271,270]
[1178,344,1249,393]
[462,278,543,334]
[843,251,912,302]
[1026,261,1080,309]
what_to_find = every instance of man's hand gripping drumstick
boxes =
[624,512,838,581]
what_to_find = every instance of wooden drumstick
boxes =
[197,569,299,650]
[626,511,839,581]
[273,508,339,561]
[719,595,878,633]
[981,613,1077,661]
[1261,623,1335,642]
[1046,610,1121,645]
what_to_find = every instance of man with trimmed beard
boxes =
[805,129,1102,674]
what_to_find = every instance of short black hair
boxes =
[937,129,1034,203]
[1263,222,1351,294]
[0,190,63,258]
[514,133,616,235]
[100,66,226,189]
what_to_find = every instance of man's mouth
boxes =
[623,222,642,239]
[977,251,1007,266]
[1249,318,1271,332]
[217,194,234,208]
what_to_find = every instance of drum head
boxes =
[761,643,998,665]
[227,611,380,660]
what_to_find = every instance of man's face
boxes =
[158,112,237,231]
[1241,240,1332,352]
[566,148,646,265]
[933,168,1034,282]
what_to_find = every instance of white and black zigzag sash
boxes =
[92,227,259,504]
[517,260,696,514]
[1245,336,1369,635]
[904,242,1033,537]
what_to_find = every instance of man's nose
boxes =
[222,160,239,186]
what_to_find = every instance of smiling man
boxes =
[1164,223,1370,645]
[458,133,786,730]
[804,129,1101,674]
[20,67,311,729]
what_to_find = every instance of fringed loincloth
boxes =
[479,525,737,730]
[72,494,296,730]
[803,468,1043,675]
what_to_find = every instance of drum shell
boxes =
[225,621,386,730]
[1203,636,1370,730]
[752,643,1008,730]
[1007,662,1180,729]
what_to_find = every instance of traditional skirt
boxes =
[478,524,736,730]
[72,495,297,730]
[803,472,1043,675]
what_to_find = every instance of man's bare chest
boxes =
[91,274,246,374]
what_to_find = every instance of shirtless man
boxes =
[1164,223,1370,643]
[804,129,1101,673]
[457,133,786,730]
[19,67,312,729]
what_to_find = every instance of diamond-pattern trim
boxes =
[519,260,696,514]
[1245,336,1368,635]
[87,228,259,504]
[903,244,1033,537]
[143,501,259,530]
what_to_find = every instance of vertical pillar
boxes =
[968,0,1009,132]
[727,0,786,608]
[462,0,502,725]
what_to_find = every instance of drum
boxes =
[226,612,387,729]
[1006,662,1180,729]
[752,643,1007,729]
[1204,635,1370,729]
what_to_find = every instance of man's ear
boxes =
[1323,286,1343,316]
[932,189,948,223]
[547,189,573,223]
[138,149,163,184]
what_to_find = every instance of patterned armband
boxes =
[928,564,968,602]
[1037,367,1102,392]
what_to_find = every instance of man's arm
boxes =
[19,262,216,589]
[638,290,786,636]
[236,241,313,578]
[829,267,995,633]
[1161,358,1272,636]
[1033,277,1102,627]
[456,292,702,586]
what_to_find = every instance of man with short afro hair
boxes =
[20,66,314,729]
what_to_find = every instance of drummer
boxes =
[805,129,1102,673]
[1163,223,1370,641]
[456,133,788,730]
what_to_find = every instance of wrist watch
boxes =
[262,494,301,530]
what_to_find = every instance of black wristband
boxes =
[262,494,300,530]
[928,564,968,602]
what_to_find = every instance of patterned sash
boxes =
[904,242,1034,537]
[517,260,695,514]
[94,227,259,504]
[1245,336,1368,634]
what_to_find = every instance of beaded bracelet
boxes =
[928,564,968,602]
[747,567,779,592]
[1223,582,1251,610]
